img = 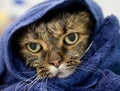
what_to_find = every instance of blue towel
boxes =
[0,0,120,91]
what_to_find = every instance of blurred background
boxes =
[0,0,120,35]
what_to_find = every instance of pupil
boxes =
[68,33,75,41]
[30,43,37,50]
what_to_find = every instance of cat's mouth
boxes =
[36,58,80,79]
[48,63,75,78]
[36,63,75,79]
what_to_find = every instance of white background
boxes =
[1,0,120,20]
[0,0,120,35]
[94,0,120,20]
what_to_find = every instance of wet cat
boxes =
[13,10,94,79]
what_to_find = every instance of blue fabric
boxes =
[0,0,120,91]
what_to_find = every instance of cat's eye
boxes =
[64,33,79,45]
[27,43,42,53]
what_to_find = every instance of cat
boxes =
[12,10,94,79]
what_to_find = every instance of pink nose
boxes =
[49,51,62,67]
[49,58,62,67]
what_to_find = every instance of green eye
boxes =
[64,33,79,45]
[27,43,42,53]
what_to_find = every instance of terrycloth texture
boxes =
[0,0,120,91]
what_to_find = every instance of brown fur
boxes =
[13,10,94,79]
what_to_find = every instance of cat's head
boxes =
[13,11,94,79]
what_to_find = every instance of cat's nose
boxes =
[49,51,62,67]
[49,58,62,68]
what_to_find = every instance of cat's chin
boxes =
[48,63,75,78]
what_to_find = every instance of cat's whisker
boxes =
[90,64,106,77]
[78,67,96,72]
[76,64,106,77]
[75,64,97,72]
[39,77,48,91]
[15,75,37,91]
[96,67,106,77]
[23,77,38,91]
[26,77,39,91]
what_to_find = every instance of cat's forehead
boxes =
[24,11,90,40]
[25,22,64,44]
[36,22,64,38]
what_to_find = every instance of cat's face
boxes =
[14,11,94,79]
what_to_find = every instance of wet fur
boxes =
[13,10,94,79]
